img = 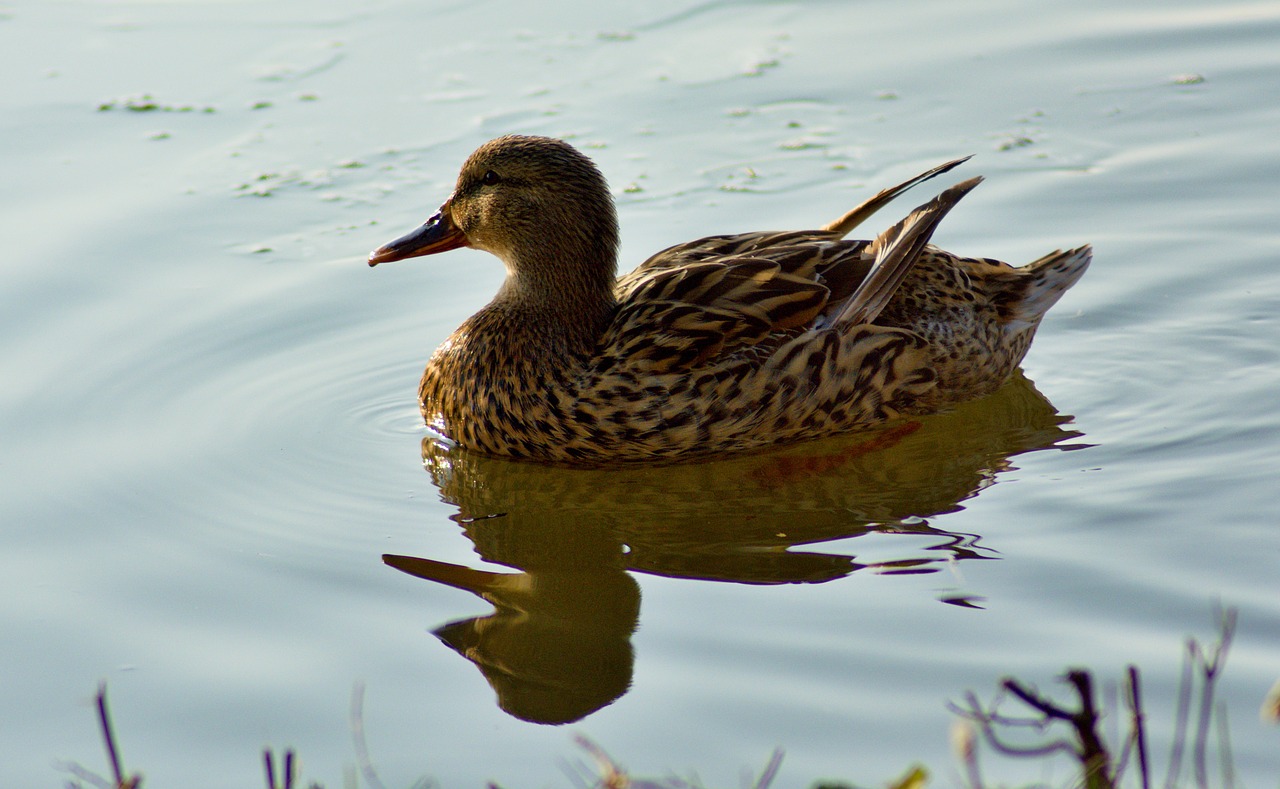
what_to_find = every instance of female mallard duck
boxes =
[369,135,1090,465]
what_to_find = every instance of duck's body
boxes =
[370,135,1090,465]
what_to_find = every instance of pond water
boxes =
[2,0,1278,786]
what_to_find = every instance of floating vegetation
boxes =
[716,166,762,192]
[97,93,215,113]
[231,157,383,199]
[778,136,825,151]
[1171,73,1206,85]
[241,175,292,198]
[249,100,273,110]
[996,134,1035,151]
[742,57,781,77]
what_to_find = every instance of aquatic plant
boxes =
[60,608,1266,789]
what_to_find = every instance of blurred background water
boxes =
[2,0,1278,786]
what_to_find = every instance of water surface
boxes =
[2,0,1278,786]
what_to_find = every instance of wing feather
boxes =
[835,176,983,326]
[605,162,979,377]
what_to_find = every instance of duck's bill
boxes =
[368,209,467,266]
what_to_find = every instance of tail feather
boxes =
[823,156,973,237]
[1009,245,1092,327]
[835,176,984,326]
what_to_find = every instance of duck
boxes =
[368,135,1090,465]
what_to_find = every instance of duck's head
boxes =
[368,135,620,293]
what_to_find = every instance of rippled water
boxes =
[3,0,1278,786]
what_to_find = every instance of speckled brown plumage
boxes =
[369,135,1090,464]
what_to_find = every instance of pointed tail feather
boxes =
[822,156,973,237]
[835,176,984,326]
[1008,245,1092,327]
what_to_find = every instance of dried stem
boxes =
[1165,639,1196,789]
[751,748,784,789]
[1193,607,1237,789]
[350,682,388,789]
[93,684,140,789]
[1215,700,1234,789]
[1127,665,1151,789]
[263,748,299,789]
[95,685,124,786]
[953,672,1115,789]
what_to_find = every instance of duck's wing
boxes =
[618,156,971,292]
[619,230,847,288]
[603,169,980,378]
[607,247,848,374]
[834,176,983,326]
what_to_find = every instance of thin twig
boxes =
[1065,671,1114,789]
[952,689,1076,758]
[264,747,299,789]
[965,672,1115,788]
[573,735,629,789]
[1164,639,1196,789]
[949,700,1057,730]
[92,684,142,789]
[350,682,388,789]
[1127,665,1151,789]
[95,684,125,786]
[1216,699,1235,789]
[556,750,595,789]
[1003,678,1075,721]
[58,760,114,789]
[1069,671,1113,787]
[1193,607,1237,789]
[751,749,784,789]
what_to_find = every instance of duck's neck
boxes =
[490,285,613,361]
[491,237,618,357]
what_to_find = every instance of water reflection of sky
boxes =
[2,0,1279,786]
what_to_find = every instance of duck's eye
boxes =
[482,170,501,186]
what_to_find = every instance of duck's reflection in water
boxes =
[385,373,1086,724]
